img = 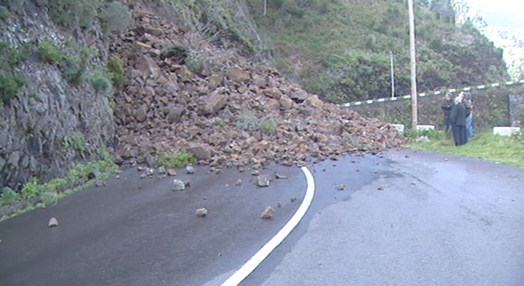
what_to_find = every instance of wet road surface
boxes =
[1,149,523,286]
[0,164,305,286]
[250,149,524,286]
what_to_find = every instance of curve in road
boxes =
[221,167,315,286]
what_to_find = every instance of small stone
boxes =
[257,175,271,187]
[137,166,146,171]
[48,217,59,227]
[236,179,242,186]
[251,170,260,176]
[95,181,106,187]
[157,166,167,175]
[215,168,221,174]
[337,184,346,191]
[167,169,177,176]
[290,197,297,203]
[186,165,195,174]
[140,173,148,179]
[173,179,185,191]
[196,208,208,217]
[261,206,274,219]
[88,170,101,180]
[378,186,385,191]
[277,202,282,208]
[184,181,191,188]
[146,168,155,176]
[238,166,246,172]
[275,173,288,179]
[115,175,121,179]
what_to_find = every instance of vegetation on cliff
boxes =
[249,0,510,103]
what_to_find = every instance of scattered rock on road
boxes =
[167,169,177,176]
[257,175,271,187]
[337,184,346,191]
[185,165,195,174]
[48,217,59,227]
[95,181,106,187]
[196,208,208,217]
[235,179,242,186]
[275,174,288,179]
[173,179,185,191]
[261,206,274,219]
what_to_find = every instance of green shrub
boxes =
[235,113,259,130]
[259,118,277,135]
[156,152,197,169]
[0,72,25,104]
[0,0,26,14]
[98,1,133,33]
[21,179,44,199]
[107,55,124,89]
[0,187,20,206]
[41,191,58,205]
[63,134,86,151]
[511,131,524,145]
[0,5,10,20]
[48,0,102,28]
[185,50,205,74]
[39,39,64,64]
[60,55,85,84]
[0,41,30,69]
[91,70,113,94]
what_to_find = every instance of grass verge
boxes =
[406,130,524,168]
[0,148,119,221]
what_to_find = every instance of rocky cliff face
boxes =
[0,3,115,190]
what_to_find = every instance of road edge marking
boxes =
[220,167,316,286]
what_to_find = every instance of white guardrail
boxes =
[339,79,524,108]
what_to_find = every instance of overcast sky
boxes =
[466,0,524,20]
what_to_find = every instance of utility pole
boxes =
[408,0,418,130]
[390,51,395,97]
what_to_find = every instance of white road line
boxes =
[221,167,316,286]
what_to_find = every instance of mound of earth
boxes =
[110,6,404,170]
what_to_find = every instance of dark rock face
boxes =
[0,11,115,190]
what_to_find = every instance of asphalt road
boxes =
[0,164,306,286]
[1,149,523,286]
[248,149,524,286]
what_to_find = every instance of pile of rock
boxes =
[110,6,404,170]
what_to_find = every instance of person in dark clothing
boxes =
[441,92,454,134]
[450,94,468,146]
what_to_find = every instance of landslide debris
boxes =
[110,6,404,171]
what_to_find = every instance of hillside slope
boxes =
[249,0,510,102]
